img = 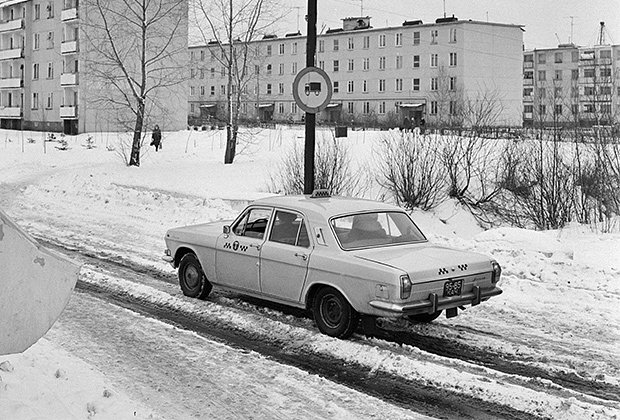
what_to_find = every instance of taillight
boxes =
[400,274,412,299]
[491,262,502,284]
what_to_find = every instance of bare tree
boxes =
[192,0,283,164]
[81,0,188,166]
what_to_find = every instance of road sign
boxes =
[292,66,333,114]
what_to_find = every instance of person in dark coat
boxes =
[151,125,162,151]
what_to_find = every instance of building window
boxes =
[333,39,339,51]
[292,42,297,54]
[200,50,204,61]
[413,31,420,45]
[539,104,547,115]
[379,101,386,114]
[395,78,403,92]
[449,76,456,90]
[524,104,533,114]
[199,69,204,79]
[583,68,595,78]
[523,87,533,97]
[32,63,39,80]
[291,62,297,74]
[600,50,611,59]
[266,45,272,56]
[347,102,354,114]
[348,59,354,71]
[45,93,53,109]
[449,28,457,43]
[266,64,272,75]
[584,103,594,113]
[348,37,354,50]
[412,78,420,91]
[379,56,386,70]
[363,36,369,49]
[363,101,370,114]
[46,1,53,18]
[413,55,419,68]
[190,68,195,79]
[539,87,546,99]
[430,101,437,115]
[554,52,563,63]
[571,104,579,114]
[347,80,354,93]
[430,53,438,67]
[291,103,297,114]
[220,85,225,95]
[333,60,339,72]
[449,52,457,66]
[378,79,385,93]
[524,71,533,80]
[600,86,612,95]
[584,86,594,96]
[211,67,215,77]
[266,83,271,95]
[555,70,562,80]
[449,100,457,115]
[430,77,438,91]
[318,40,324,52]
[34,4,40,19]
[396,55,402,69]
[554,86,562,96]
[378,34,385,47]
[210,86,215,95]
[278,82,284,94]
[200,86,205,96]
[571,51,579,62]
[362,80,367,93]
[430,29,438,44]
[278,43,284,55]
[279,63,284,75]
[363,57,369,71]
[46,31,54,48]
[191,86,195,96]
[571,69,579,80]
[47,62,53,78]
[32,92,39,109]
[333,81,339,93]
[318,60,324,70]
[600,67,611,78]
[538,70,546,81]
[278,102,284,113]
[538,53,546,64]
[33,33,40,50]
[395,33,402,47]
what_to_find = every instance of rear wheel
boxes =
[408,310,442,323]
[178,253,212,300]
[312,286,358,338]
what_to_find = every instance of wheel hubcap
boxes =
[184,266,200,289]
[320,295,343,328]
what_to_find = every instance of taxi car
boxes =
[163,191,502,338]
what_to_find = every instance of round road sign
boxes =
[292,66,333,114]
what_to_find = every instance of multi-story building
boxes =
[188,16,524,128]
[523,43,620,127]
[0,0,187,134]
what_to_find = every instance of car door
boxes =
[259,210,313,303]
[216,207,272,293]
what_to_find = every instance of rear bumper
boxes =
[369,285,502,316]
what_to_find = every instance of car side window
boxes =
[269,210,310,248]
[232,208,272,239]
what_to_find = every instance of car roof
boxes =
[252,194,403,219]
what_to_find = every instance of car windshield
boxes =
[331,211,426,250]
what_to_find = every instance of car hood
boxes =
[166,220,232,242]
[352,243,492,281]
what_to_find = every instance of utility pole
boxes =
[304,0,317,194]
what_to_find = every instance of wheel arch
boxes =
[173,246,197,268]
[305,282,356,312]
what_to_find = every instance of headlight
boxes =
[165,249,171,256]
[491,261,502,284]
[400,274,412,299]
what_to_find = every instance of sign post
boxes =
[303,0,317,195]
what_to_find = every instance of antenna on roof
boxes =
[443,0,446,18]
[569,16,574,44]
[293,6,301,32]
[359,0,363,16]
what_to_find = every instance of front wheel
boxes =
[408,310,442,323]
[178,253,212,300]
[312,286,358,339]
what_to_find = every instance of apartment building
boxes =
[523,43,620,127]
[188,16,524,128]
[0,0,187,134]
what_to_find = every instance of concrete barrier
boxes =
[0,209,80,355]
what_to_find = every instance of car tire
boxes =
[408,310,442,323]
[312,286,358,338]
[178,253,212,300]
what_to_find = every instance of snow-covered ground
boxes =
[0,127,619,419]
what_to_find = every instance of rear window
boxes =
[331,211,426,250]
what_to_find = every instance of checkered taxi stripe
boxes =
[438,264,469,275]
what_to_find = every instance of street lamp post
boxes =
[303,0,317,194]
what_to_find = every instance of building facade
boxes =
[522,43,620,127]
[188,16,524,128]
[0,0,187,134]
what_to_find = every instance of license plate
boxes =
[443,279,463,297]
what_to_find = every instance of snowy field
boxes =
[0,127,619,419]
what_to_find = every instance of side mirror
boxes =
[223,225,230,234]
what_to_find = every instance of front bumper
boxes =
[369,285,502,316]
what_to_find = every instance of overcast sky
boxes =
[279,0,620,49]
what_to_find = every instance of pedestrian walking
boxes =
[151,125,162,151]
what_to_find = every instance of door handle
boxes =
[295,252,308,261]
[249,243,261,250]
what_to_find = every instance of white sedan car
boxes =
[163,191,502,338]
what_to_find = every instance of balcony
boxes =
[60,40,78,54]
[60,72,78,86]
[0,18,23,33]
[0,106,22,118]
[523,112,533,119]
[523,94,533,102]
[523,79,533,86]
[0,48,23,61]
[60,105,77,118]
[0,78,22,89]
[61,8,78,21]
[523,61,533,69]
